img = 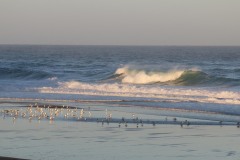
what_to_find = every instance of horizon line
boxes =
[0,43,240,47]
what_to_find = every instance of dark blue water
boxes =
[0,45,240,114]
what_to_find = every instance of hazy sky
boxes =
[0,0,240,45]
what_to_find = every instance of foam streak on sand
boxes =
[38,81,240,105]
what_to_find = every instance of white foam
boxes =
[47,77,58,81]
[115,66,184,84]
[38,81,240,105]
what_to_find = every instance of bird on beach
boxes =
[219,121,223,127]
[152,121,156,126]
[88,111,92,118]
[173,117,177,122]
[29,117,32,123]
[183,120,190,126]
[180,121,183,128]
[13,117,16,122]
[141,120,143,127]
[132,114,135,121]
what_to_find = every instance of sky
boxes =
[0,0,240,46]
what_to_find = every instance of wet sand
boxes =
[0,156,28,160]
[1,100,240,160]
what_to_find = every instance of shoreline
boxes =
[1,100,240,127]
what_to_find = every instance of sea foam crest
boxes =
[115,66,184,84]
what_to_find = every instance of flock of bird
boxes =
[0,104,155,128]
[1,104,91,122]
[1,103,240,128]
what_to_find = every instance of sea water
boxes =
[1,45,240,159]
[0,45,239,114]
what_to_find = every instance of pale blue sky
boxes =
[0,0,240,45]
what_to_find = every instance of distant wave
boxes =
[0,67,52,80]
[113,66,240,86]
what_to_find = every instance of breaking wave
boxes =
[115,66,184,84]
[114,66,240,86]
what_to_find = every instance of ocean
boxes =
[0,45,240,117]
[1,45,240,160]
